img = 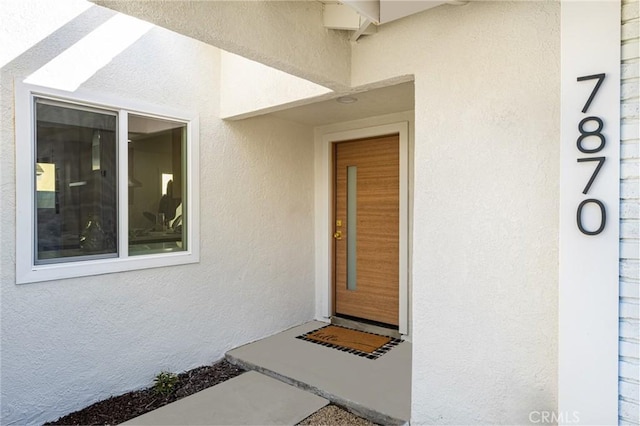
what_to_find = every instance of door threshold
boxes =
[331,316,402,339]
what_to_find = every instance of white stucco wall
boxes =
[1,0,590,424]
[351,2,560,423]
[219,50,332,119]
[0,2,316,424]
[93,0,353,91]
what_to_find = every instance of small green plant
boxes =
[153,371,179,396]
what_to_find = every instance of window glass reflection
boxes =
[35,99,118,263]
[127,114,186,255]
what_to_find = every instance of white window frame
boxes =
[15,81,200,284]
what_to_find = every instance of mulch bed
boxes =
[46,360,245,425]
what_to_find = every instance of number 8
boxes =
[577,116,605,153]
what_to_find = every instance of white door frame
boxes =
[314,121,410,335]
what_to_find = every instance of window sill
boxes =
[17,250,199,284]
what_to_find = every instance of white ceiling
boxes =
[269,81,415,126]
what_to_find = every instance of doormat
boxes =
[296,325,402,360]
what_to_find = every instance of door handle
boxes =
[333,231,342,240]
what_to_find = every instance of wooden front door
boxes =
[333,134,399,326]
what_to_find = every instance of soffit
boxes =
[270,81,414,126]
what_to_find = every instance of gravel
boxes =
[298,405,377,426]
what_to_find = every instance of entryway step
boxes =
[331,315,402,339]
[121,371,328,425]
[226,321,411,425]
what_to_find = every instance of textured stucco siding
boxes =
[92,0,352,91]
[620,1,640,424]
[351,2,560,423]
[219,50,332,119]
[0,3,315,424]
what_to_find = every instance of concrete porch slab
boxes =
[122,371,329,425]
[226,321,411,425]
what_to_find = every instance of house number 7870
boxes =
[576,73,607,235]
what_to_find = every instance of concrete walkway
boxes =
[123,371,329,425]
[123,321,410,425]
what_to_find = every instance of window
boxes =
[127,114,186,256]
[16,83,199,283]
[35,100,119,263]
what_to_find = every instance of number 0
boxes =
[577,199,606,235]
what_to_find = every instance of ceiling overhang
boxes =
[344,0,448,25]
[92,0,353,90]
[323,0,468,40]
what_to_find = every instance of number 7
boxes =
[577,73,605,113]
[577,156,606,194]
